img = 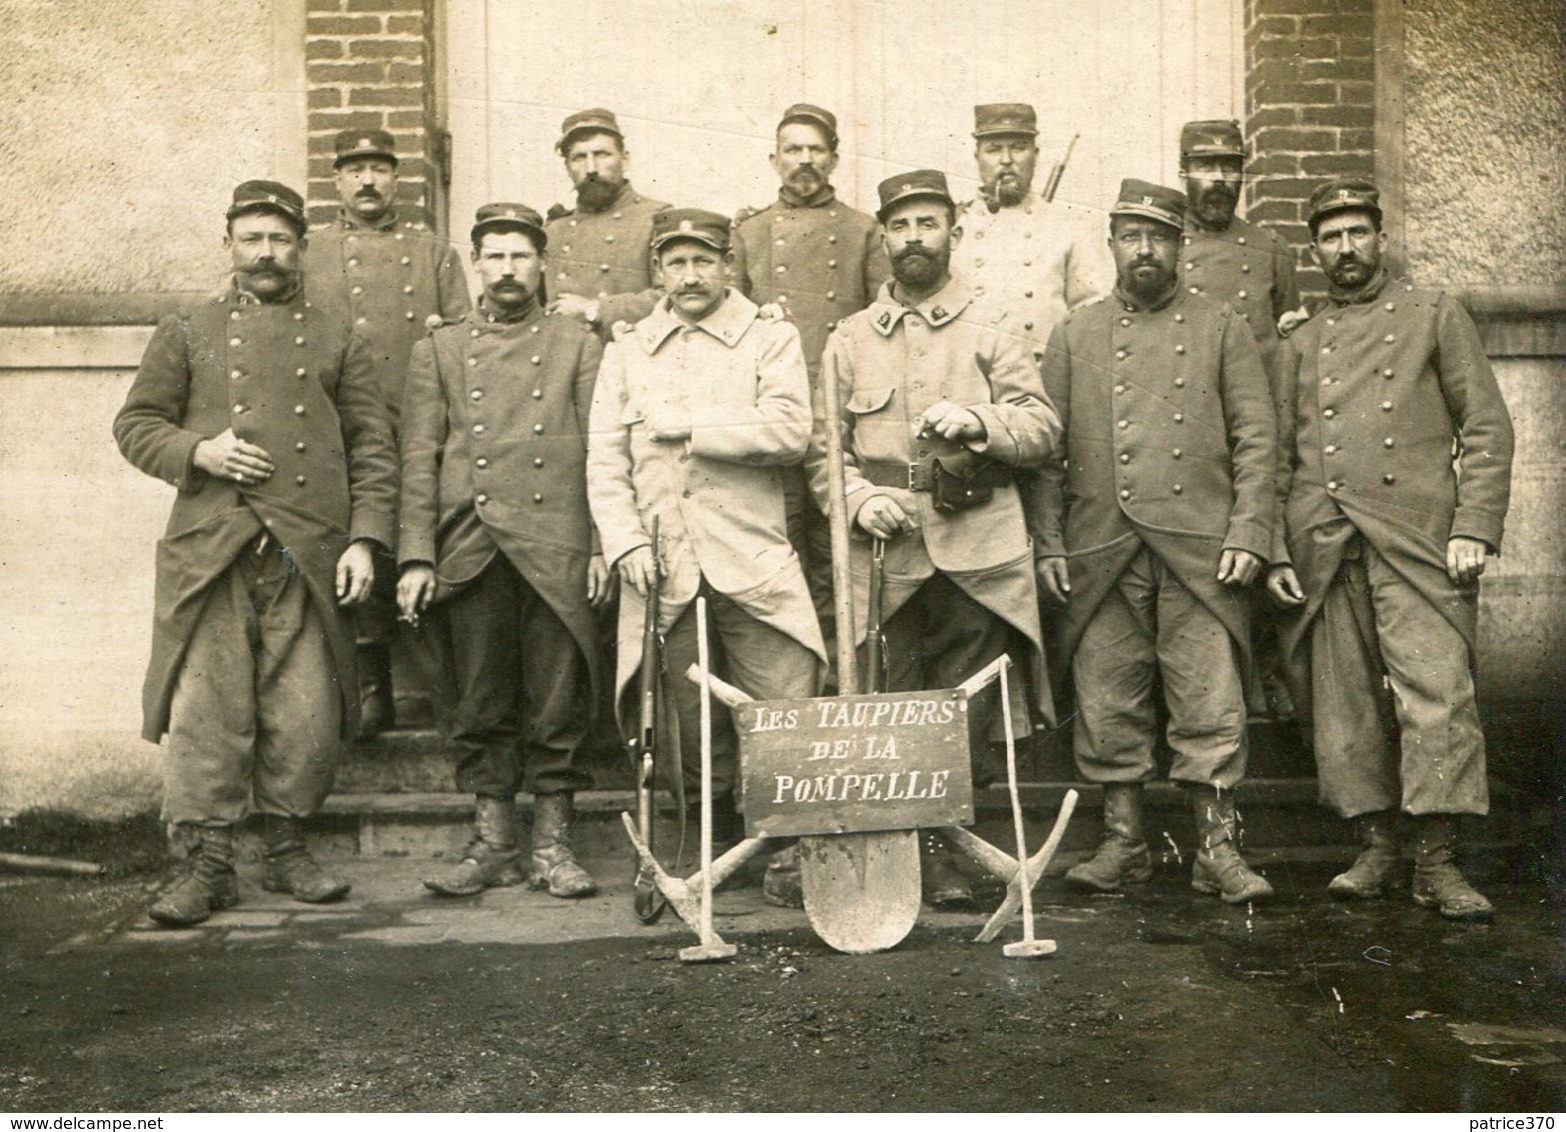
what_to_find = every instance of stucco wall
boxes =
[1402,0,1566,286]
[0,0,305,300]
[0,337,166,818]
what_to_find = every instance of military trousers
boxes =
[663,580,819,804]
[163,535,340,825]
[1072,545,1248,789]
[1304,535,1488,818]
[879,572,1030,788]
[442,557,593,799]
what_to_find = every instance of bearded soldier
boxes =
[544,108,671,336]
[1266,179,1514,921]
[1033,180,1277,905]
[809,170,1060,908]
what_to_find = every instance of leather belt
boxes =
[859,458,1010,493]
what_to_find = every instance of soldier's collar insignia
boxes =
[877,311,892,329]
[931,306,948,321]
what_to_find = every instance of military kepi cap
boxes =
[471,202,548,249]
[1308,177,1382,229]
[650,208,731,252]
[779,103,838,148]
[1109,179,1187,230]
[557,108,623,153]
[1180,119,1245,159]
[973,103,1038,139]
[875,169,955,222]
[226,180,307,232]
[333,128,398,167]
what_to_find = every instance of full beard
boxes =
[891,246,949,289]
[1191,184,1238,229]
[574,176,620,213]
[784,166,827,199]
[981,175,1028,210]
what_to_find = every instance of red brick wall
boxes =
[1244,0,1376,299]
[304,0,440,227]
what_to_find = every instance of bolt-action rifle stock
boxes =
[632,517,665,924]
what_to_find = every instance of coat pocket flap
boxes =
[845,386,895,415]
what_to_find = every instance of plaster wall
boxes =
[1402,0,1566,286]
[0,0,306,301]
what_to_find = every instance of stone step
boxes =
[289,778,1535,872]
[337,717,1315,795]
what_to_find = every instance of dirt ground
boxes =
[2,848,1562,1113]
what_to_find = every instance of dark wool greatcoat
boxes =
[1272,277,1514,663]
[1031,287,1276,668]
[113,283,398,741]
[730,191,891,371]
[544,182,671,333]
[397,306,606,700]
[1179,213,1300,388]
[303,210,471,432]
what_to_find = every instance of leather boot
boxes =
[1066,783,1153,893]
[357,642,393,738]
[762,840,804,909]
[1328,810,1402,899]
[1411,814,1493,921]
[262,815,351,903]
[529,792,598,898]
[423,795,525,897]
[148,824,239,927]
[1189,785,1274,903]
[921,832,973,908]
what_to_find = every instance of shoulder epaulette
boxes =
[425,314,459,334]
[733,204,767,226]
[609,320,634,341]
[546,203,572,221]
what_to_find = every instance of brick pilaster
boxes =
[304,0,441,228]
[1244,0,1376,299]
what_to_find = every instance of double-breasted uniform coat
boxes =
[951,195,1113,362]
[544,183,671,333]
[1273,272,1514,817]
[398,302,606,797]
[304,210,471,430]
[116,283,398,741]
[1031,286,1275,786]
[731,191,891,373]
[809,277,1061,727]
[1179,214,1299,387]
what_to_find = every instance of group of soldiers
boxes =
[114,100,1514,931]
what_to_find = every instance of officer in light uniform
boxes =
[951,103,1112,364]
[588,209,825,851]
[1267,179,1514,921]
[810,170,1060,908]
[115,181,397,927]
[1033,180,1277,906]
[399,204,610,901]
[544,108,672,336]
[304,128,472,735]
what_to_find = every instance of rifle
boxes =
[632,517,666,924]
[865,538,886,694]
[1041,133,1079,203]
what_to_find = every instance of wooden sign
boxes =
[737,690,975,837]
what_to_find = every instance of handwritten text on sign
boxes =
[738,691,975,837]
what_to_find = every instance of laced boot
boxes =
[529,792,598,898]
[1328,810,1402,899]
[1411,814,1493,921]
[1066,783,1153,893]
[1189,785,1274,903]
[262,815,351,903]
[921,832,973,908]
[357,642,393,738]
[423,795,525,897]
[148,824,238,927]
[762,840,804,909]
